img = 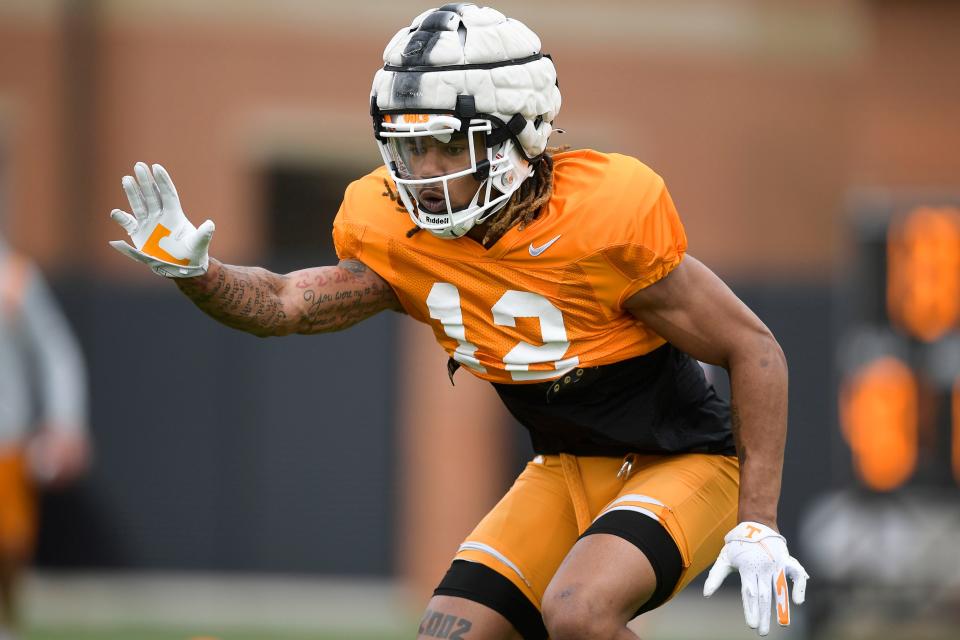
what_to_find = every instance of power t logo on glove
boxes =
[109,162,215,278]
[703,521,809,636]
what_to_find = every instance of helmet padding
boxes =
[371,4,560,159]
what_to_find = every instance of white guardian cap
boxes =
[371,3,561,238]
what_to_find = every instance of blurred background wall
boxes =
[1,0,959,636]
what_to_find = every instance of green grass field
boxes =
[28,628,410,640]
[21,573,781,640]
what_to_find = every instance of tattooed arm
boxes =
[174,258,403,337]
[624,255,787,529]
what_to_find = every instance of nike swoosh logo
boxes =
[528,234,562,257]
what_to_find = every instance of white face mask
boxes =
[377,113,532,239]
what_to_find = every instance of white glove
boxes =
[109,162,215,278]
[703,521,809,636]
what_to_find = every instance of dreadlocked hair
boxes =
[480,145,567,246]
[381,179,421,238]
[382,178,406,214]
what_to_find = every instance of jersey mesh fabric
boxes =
[555,262,607,333]
[332,149,686,385]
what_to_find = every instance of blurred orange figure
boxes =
[0,233,90,638]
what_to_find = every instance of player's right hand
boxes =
[109,162,215,278]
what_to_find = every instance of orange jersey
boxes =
[333,149,686,385]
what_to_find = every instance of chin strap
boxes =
[475,198,508,225]
[406,142,526,237]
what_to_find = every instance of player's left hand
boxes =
[703,521,809,636]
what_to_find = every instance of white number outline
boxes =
[426,283,579,381]
[426,283,486,372]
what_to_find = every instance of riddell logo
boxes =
[425,215,448,225]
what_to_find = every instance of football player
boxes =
[109,4,808,638]
[0,232,90,640]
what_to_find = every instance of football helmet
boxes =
[371,3,561,238]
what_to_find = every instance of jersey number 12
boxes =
[426,282,580,381]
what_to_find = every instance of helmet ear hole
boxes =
[489,139,532,197]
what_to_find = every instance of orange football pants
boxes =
[454,453,739,611]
